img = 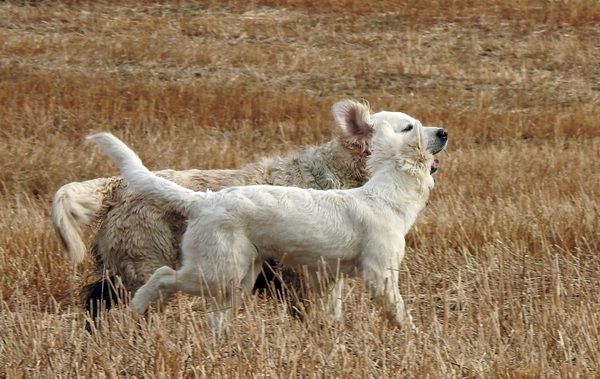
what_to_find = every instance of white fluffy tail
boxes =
[51,178,109,263]
[86,132,202,217]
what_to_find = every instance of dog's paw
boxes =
[130,297,148,315]
[408,323,420,335]
[404,313,420,334]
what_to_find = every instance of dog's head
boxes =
[370,111,447,174]
[331,100,448,174]
[364,119,435,202]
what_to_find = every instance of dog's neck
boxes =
[362,154,433,227]
[365,164,432,196]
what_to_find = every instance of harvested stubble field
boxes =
[1,0,600,377]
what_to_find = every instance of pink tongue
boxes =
[432,158,440,169]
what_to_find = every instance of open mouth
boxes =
[430,158,440,175]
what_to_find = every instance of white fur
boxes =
[87,102,448,330]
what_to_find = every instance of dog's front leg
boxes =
[364,267,417,332]
[329,276,344,322]
[304,269,344,323]
[383,276,417,333]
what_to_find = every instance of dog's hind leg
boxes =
[203,263,260,332]
[131,266,179,314]
[203,255,263,331]
[209,260,264,329]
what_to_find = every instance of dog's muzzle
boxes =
[429,128,448,175]
[429,128,448,155]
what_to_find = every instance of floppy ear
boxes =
[370,120,397,154]
[331,100,373,152]
[366,119,399,174]
[372,119,395,139]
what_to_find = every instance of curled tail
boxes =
[51,178,110,263]
[86,132,204,217]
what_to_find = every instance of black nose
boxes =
[437,128,448,140]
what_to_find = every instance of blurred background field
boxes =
[1,1,600,377]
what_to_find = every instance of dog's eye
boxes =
[402,125,413,132]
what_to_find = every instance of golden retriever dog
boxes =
[52,100,445,322]
[87,101,448,330]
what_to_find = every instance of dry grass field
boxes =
[1,0,600,377]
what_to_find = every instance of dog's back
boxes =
[192,185,367,264]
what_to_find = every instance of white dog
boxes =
[87,103,448,330]
[52,100,444,324]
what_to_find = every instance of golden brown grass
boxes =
[1,0,600,377]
